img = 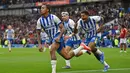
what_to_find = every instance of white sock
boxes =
[81,50,87,54]
[8,43,11,51]
[49,45,51,50]
[96,49,102,55]
[65,60,71,67]
[73,46,83,55]
[43,47,46,52]
[51,60,57,73]
[104,61,109,66]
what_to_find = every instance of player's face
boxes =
[81,13,88,22]
[41,5,49,15]
[62,16,69,21]
[8,25,12,30]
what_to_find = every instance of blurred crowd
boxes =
[0,2,130,48]
[0,0,58,5]
[0,15,38,45]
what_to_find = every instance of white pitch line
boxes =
[57,68,130,73]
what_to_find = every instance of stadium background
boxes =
[0,0,130,48]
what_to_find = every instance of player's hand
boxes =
[38,44,43,52]
[64,36,70,41]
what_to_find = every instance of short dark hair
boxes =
[81,10,89,15]
[41,4,50,10]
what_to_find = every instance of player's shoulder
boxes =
[11,29,14,31]
[50,14,58,18]
[69,19,75,23]
[77,18,83,22]
[90,16,102,20]
[5,29,8,32]
[37,16,42,21]
[68,19,75,25]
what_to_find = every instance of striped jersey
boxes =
[5,29,14,39]
[63,19,80,41]
[90,16,103,38]
[37,14,62,40]
[77,17,99,38]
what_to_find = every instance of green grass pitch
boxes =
[0,48,130,73]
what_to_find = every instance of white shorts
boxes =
[120,38,126,44]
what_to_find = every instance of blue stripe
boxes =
[87,20,91,38]
[40,19,44,29]
[52,28,55,38]
[49,29,52,39]
[74,35,77,41]
[68,23,73,33]
[93,19,97,36]
[50,15,58,32]
[42,17,46,27]
[46,17,49,26]
[80,20,85,31]
[49,14,53,25]
[90,19,94,37]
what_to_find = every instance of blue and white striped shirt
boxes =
[63,19,80,41]
[37,14,61,40]
[5,29,14,39]
[77,17,97,38]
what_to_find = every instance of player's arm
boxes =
[37,29,41,45]
[69,21,78,37]
[54,15,65,42]
[58,23,65,41]
[36,19,43,52]
[97,24,103,33]
[67,20,77,38]
[95,16,104,33]
[12,30,15,38]
[74,19,82,34]
[4,30,7,39]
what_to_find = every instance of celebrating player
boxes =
[76,11,110,72]
[61,12,91,69]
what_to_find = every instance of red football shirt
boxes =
[120,28,127,38]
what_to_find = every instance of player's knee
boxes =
[91,48,97,53]
[88,42,96,52]
[64,56,71,60]
[50,46,56,54]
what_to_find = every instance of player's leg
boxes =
[50,42,60,73]
[59,43,90,60]
[123,38,127,53]
[88,37,110,72]
[62,46,72,69]
[62,39,91,69]
[120,38,123,52]
[74,40,91,57]
[7,39,12,52]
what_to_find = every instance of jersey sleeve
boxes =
[77,19,82,29]
[12,29,15,33]
[91,16,102,23]
[53,15,62,26]
[36,18,42,29]
[69,19,75,29]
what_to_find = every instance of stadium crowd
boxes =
[0,2,130,48]
[0,0,58,5]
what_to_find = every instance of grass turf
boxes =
[0,48,130,73]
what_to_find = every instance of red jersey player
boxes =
[120,25,128,53]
